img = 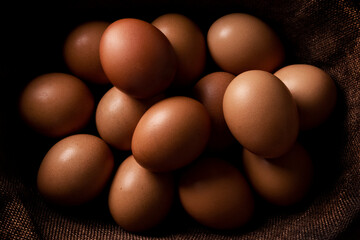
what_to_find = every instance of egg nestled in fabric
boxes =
[108,155,174,232]
[242,142,313,206]
[178,157,255,230]
[274,64,337,130]
[37,134,114,206]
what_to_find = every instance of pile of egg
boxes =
[19,13,337,232]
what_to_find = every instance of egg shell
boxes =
[131,96,211,172]
[63,21,110,84]
[223,70,299,158]
[207,13,285,74]
[19,73,95,138]
[242,142,313,206]
[152,13,206,88]
[178,157,254,230]
[99,18,177,99]
[108,155,174,232]
[96,87,164,150]
[274,64,337,130]
[37,134,114,206]
[192,71,236,151]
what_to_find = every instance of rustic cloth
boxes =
[1,0,360,239]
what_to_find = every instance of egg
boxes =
[192,71,236,151]
[242,142,313,206]
[108,155,174,232]
[178,157,254,230]
[152,13,206,88]
[19,73,95,138]
[63,21,110,84]
[223,70,299,158]
[131,96,211,172]
[99,18,177,99]
[207,13,285,74]
[274,64,337,130]
[37,134,114,206]
[96,87,163,150]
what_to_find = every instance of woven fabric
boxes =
[1,0,360,239]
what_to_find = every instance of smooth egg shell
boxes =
[242,142,313,206]
[108,155,174,232]
[274,64,337,130]
[152,13,206,88]
[178,157,254,230]
[37,134,114,206]
[192,71,236,151]
[99,18,177,99]
[19,73,95,138]
[131,96,211,172]
[223,70,299,158]
[207,13,284,74]
[63,21,110,84]
[96,87,163,150]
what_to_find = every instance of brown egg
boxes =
[192,72,236,151]
[152,13,206,88]
[242,142,313,206]
[178,157,254,230]
[108,155,174,232]
[63,21,110,84]
[96,87,163,150]
[223,70,299,158]
[132,96,211,172]
[99,18,177,99]
[207,13,285,75]
[274,64,337,130]
[19,73,95,138]
[37,134,114,206]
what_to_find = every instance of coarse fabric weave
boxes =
[1,0,360,239]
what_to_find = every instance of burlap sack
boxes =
[1,0,359,239]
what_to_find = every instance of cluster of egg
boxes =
[19,13,337,232]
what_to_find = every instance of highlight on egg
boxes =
[37,134,114,206]
[19,73,95,138]
[63,21,110,84]
[207,13,285,75]
[274,64,337,130]
[108,155,175,232]
[96,86,163,150]
[99,18,177,99]
[223,70,299,158]
[131,96,211,172]
[152,13,206,88]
